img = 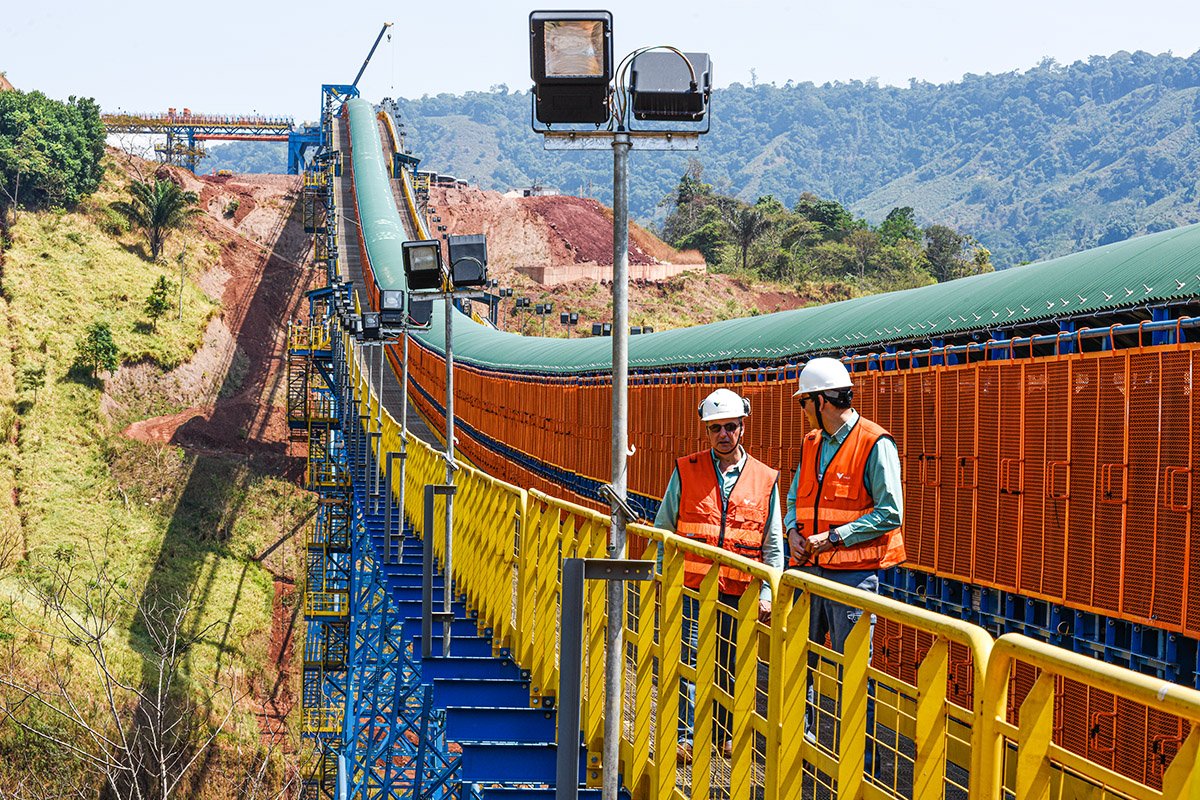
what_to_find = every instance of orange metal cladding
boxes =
[873,617,974,709]
[902,369,939,569]
[936,367,977,579]
[1018,360,1069,601]
[392,340,1200,635]
[1125,351,1163,623]
[1065,358,1099,610]
[1094,354,1128,614]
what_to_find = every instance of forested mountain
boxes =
[197,140,287,175]
[392,49,1200,267]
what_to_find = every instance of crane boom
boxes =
[352,22,394,89]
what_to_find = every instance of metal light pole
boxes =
[374,342,384,510]
[602,131,631,800]
[398,331,410,541]
[529,18,708,797]
[442,291,456,656]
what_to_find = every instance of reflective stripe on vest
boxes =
[791,416,907,571]
[676,450,779,595]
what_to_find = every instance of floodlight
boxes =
[536,303,547,314]
[631,326,642,335]
[643,325,654,334]
[447,234,488,287]
[361,311,381,340]
[402,239,444,292]
[379,288,405,325]
[409,297,434,327]
[602,322,612,336]
[560,312,570,325]
[592,322,603,336]
[569,312,578,325]
[629,51,711,122]
[530,10,613,124]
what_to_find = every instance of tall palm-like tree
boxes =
[721,201,774,273]
[111,178,200,261]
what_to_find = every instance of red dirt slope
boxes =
[430,186,704,276]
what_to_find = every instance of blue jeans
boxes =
[800,567,878,767]
[678,593,738,745]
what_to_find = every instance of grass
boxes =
[0,156,312,796]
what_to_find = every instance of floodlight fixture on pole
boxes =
[447,234,489,287]
[529,16,713,798]
[379,288,405,325]
[529,10,613,125]
[402,239,445,292]
[361,311,381,340]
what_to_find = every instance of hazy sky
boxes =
[4,0,1200,122]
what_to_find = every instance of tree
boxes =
[17,362,45,403]
[144,275,172,332]
[111,179,200,262]
[878,206,922,245]
[0,540,270,800]
[661,160,717,249]
[923,224,967,282]
[674,204,728,265]
[76,321,119,378]
[844,228,881,281]
[924,225,994,281]
[0,90,105,225]
[793,193,859,240]
[720,201,774,272]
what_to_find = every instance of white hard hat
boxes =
[698,388,751,422]
[794,357,853,397]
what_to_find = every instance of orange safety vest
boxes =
[676,450,779,596]
[790,416,906,571]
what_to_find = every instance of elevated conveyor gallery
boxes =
[292,93,1200,799]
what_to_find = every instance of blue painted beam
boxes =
[410,634,495,657]
[445,706,556,744]
[431,678,531,709]
[420,655,521,681]
[457,742,584,784]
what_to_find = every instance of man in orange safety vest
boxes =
[655,388,783,764]
[786,357,905,773]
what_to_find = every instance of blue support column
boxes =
[1152,305,1175,346]
[1057,320,1076,354]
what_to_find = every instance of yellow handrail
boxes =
[336,318,1200,799]
[978,634,1200,799]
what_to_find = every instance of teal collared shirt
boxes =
[784,410,904,548]
[654,448,784,601]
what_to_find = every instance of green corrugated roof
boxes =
[348,98,407,291]
[346,98,1200,374]
[412,223,1200,374]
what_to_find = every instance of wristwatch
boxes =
[827,528,843,547]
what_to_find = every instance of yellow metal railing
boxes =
[337,321,1200,799]
[302,707,344,735]
[978,635,1200,799]
[305,591,349,617]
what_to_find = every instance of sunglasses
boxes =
[707,422,742,434]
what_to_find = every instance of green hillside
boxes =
[393,48,1200,267]
[0,144,310,796]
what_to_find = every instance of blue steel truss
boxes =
[326,327,463,799]
[297,88,463,791]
